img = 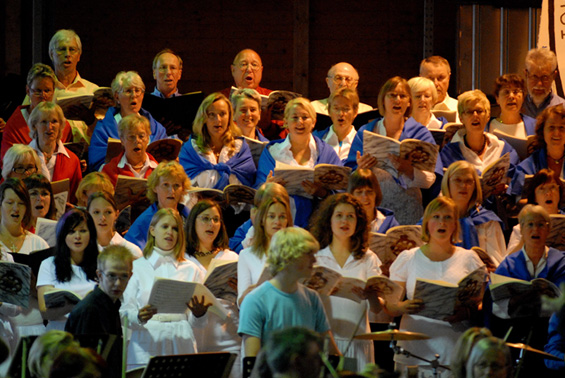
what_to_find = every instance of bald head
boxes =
[326,62,359,95]
[231,49,263,89]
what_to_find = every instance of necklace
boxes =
[464,134,487,155]
[0,231,25,253]
[194,249,217,258]
[549,154,565,164]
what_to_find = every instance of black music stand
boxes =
[141,352,236,378]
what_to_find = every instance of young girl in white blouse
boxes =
[310,193,382,371]
[237,194,293,306]
[37,208,98,330]
[184,200,241,378]
[385,197,486,377]
[120,208,203,370]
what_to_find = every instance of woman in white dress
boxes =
[386,197,486,377]
[87,191,142,258]
[184,200,241,378]
[309,193,382,371]
[237,194,293,306]
[37,208,98,330]
[0,178,49,353]
[120,208,203,370]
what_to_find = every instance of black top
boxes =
[65,285,122,336]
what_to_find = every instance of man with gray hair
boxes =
[419,55,460,122]
[522,47,565,118]
[311,62,373,115]
[48,29,100,143]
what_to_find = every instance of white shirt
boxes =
[311,98,373,115]
[97,232,143,259]
[322,125,357,160]
[0,232,48,255]
[370,209,388,233]
[521,247,549,278]
[426,113,444,130]
[30,139,70,181]
[488,119,527,139]
[190,139,243,188]
[433,94,460,122]
[269,134,319,168]
[112,151,158,179]
[314,246,381,371]
[451,129,507,174]
[237,247,268,304]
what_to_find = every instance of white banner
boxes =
[538,0,565,97]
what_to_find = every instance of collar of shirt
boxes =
[524,92,554,114]
[325,125,356,147]
[117,151,158,173]
[30,139,70,159]
[151,87,181,98]
[55,72,85,90]
[148,247,180,269]
[521,246,549,278]
[270,134,319,167]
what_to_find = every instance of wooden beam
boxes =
[293,0,309,97]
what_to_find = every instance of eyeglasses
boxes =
[234,62,261,71]
[30,88,53,97]
[526,70,554,83]
[125,133,148,143]
[120,88,145,97]
[329,75,357,85]
[100,271,130,282]
[463,109,486,116]
[197,215,221,224]
[12,166,37,175]
[55,46,80,55]
[499,88,523,97]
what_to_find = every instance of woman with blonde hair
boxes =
[120,208,202,370]
[441,90,519,180]
[89,70,167,171]
[237,192,293,306]
[408,76,447,130]
[441,160,506,265]
[451,327,493,378]
[1,144,42,181]
[255,97,341,227]
[75,172,114,208]
[179,92,256,190]
[230,88,268,142]
[125,160,191,249]
[28,102,82,203]
[386,197,486,377]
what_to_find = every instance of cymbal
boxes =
[506,342,562,361]
[355,329,430,341]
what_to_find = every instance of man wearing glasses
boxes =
[311,62,373,115]
[522,47,565,118]
[221,49,272,97]
[65,245,134,378]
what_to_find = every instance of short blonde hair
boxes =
[28,330,79,377]
[76,172,114,207]
[328,87,360,112]
[231,88,262,111]
[457,90,490,121]
[147,161,190,204]
[518,204,551,228]
[28,101,66,141]
[421,197,460,244]
[441,160,482,215]
[267,228,319,276]
[420,56,451,75]
[118,114,151,140]
[283,98,317,127]
[408,76,438,106]
[144,208,186,262]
